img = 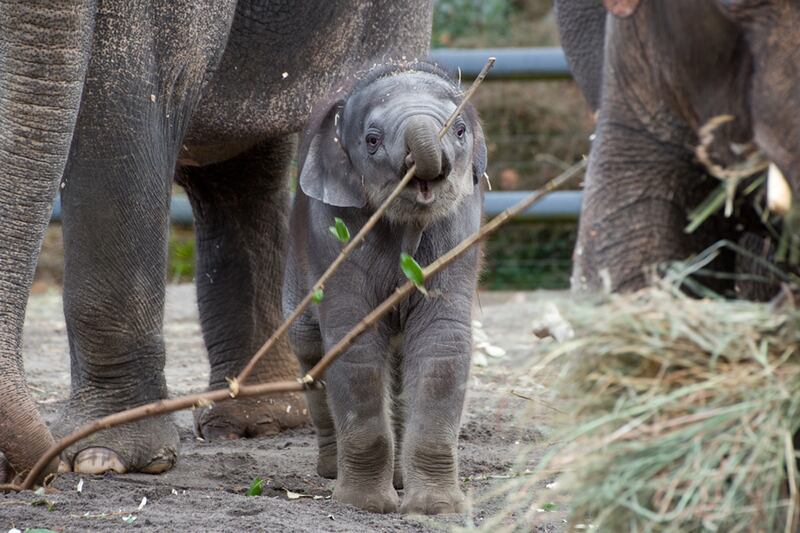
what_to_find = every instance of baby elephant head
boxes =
[299,62,487,225]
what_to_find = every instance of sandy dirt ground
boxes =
[2,285,568,532]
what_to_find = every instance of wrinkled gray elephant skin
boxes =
[0,0,432,483]
[283,63,487,514]
[556,0,800,296]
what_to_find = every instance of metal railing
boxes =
[50,48,582,225]
[52,190,582,224]
[430,47,570,80]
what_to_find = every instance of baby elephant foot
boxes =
[334,479,399,513]
[401,486,466,515]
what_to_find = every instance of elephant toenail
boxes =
[58,460,72,473]
[141,456,174,474]
[431,502,452,514]
[73,447,126,475]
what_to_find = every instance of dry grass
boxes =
[478,285,800,532]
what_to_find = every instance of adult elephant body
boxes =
[556,0,799,294]
[0,0,432,481]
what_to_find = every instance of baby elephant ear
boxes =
[471,117,488,187]
[299,100,366,208]
[603,0,641,17]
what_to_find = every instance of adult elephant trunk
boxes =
[405,116,442,180]
[0,0,95,482]
[554,0,607,111]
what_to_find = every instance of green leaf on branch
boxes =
[400,253,427,295]
[246,476,264,497]
[329,217,350,243]
[312,287,324,304]
[30,499,56,512]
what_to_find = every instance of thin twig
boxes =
[509,389,565,414]
[236,56,496,385]
[695,115,768,182]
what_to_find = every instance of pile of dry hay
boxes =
[485,287,800,532]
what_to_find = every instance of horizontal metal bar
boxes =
[50,191,581,225]
[429,47,571,80]
[483,190,581,221]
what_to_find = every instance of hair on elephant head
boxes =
[298,61,487,227]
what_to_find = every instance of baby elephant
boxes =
[283,62,486,514]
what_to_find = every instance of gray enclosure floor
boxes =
[2,285,568,532]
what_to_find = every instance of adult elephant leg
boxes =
[0,1,94,483]
[572,111,716,293]
[56,1,233,475]
[178,137,308,440]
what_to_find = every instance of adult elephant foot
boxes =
[54,407,178,475]
[400,487,466,515]
[193,393,308,441]
[0,380,60,486]
[334,480,400,514]
[0,451,59,487]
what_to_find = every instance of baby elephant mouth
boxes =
[411,175,446,205]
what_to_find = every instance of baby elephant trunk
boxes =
[405,116,443,181]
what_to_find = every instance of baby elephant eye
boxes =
[455,123,467,139]
[365,131,383,154]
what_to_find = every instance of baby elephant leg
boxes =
[325,341,398,513]
[303,370,337,479]
[400,330,471,515]
[290,317,337,479]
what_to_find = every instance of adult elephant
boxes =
[0,0,432,482]
[555,0,798,293]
